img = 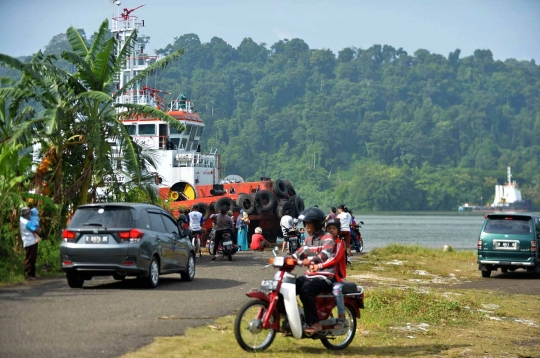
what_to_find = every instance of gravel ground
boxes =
[1,252,538,358]
[0,251,276,358]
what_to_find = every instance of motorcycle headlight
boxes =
[269,256,285,267]
[260,279,277,292]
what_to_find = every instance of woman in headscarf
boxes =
[237,211,250,251]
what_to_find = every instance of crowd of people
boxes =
[175,203,361,261]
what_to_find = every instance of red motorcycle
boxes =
[234,250,364,352]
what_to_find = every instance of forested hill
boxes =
[154,34,540,210]
[6,32,540,210]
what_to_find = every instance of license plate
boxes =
[223,241,233,246]
[497,242,515,248]
[85,235,108,244]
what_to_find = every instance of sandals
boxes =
[334,318,348,329]
[304,323,323,335]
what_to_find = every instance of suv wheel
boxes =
[481,270,491,278]
[67,274,84,288]
[140,257,160,288]
[181,253,196,281]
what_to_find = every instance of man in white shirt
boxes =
[19,207,40,279]
[337,205,352,260]
[280,209,294,252]
[188,205,204,233]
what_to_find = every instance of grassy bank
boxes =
[123,244,540,358]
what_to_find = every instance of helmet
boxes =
[298,207,326,229]
[326,219,341,231]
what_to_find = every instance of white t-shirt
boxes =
[280,215,294,236]
[19,217,37,247]
[188,211,203,231]
[337,212,351,232]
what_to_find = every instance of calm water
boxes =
[357,214,486,252]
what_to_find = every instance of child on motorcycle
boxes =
[310,219,348,329]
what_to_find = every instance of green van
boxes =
[477,213,540,278]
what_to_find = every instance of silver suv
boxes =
[60,203,195,288]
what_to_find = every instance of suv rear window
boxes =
[69,207,133,228]
[484,217,532,235]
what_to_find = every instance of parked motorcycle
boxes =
[352,221,364,253]
[234,249,364,352]
[286,227,301,255]
[206,230,238,261]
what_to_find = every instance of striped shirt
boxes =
[294,231,336,280]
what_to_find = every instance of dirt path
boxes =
[454,270,540,295]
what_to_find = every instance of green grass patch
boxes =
[121,244,540,357]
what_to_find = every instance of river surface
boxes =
[355,213,486,252]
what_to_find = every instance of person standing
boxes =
[337,205,352,262]
[237,211,250,251]
[19,207,40,279]
[280,209,294,252]
[325,207,337,228]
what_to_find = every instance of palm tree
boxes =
[59,20,185,205]
[0,19,185,207]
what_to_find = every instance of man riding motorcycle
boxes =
[293,207,337,335]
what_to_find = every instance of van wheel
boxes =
[67,274,84,288]
[481,270,491,278]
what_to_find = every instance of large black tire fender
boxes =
[272,179,288,198]
[249,193,259,214]
[193,202,210,220]
[290,196,305,216]
[237,193,256,214]
[278,201,296,218]
[215,197,235,211]
[283,180,296,196]
[255,190,277,212]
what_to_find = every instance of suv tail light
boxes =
[119,229,144,243]
[62,229,76,242]
[531,240,537,252]
[477,239,482,250]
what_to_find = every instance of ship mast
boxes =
[111,2,161,111]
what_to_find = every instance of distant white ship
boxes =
[492,167,523,207]
[459,167,532,212]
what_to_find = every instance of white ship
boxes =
[459,167,532,212]
[109,2,220,200]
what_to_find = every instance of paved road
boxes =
[0,251,274,358]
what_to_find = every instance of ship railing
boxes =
[115,93,166,111]
[169,100,194,113]
[111,16,142,32]
[175,152,217,168]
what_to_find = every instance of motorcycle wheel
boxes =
[228,253,232,261]
[357,239,364,253]
[234,300,277,352]
[320,303,357,350]
[207,241,214,256]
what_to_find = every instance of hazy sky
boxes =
[1,0,539,61]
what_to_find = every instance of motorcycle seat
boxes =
[342,282,360,294]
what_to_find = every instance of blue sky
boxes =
[0,0,539,61]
